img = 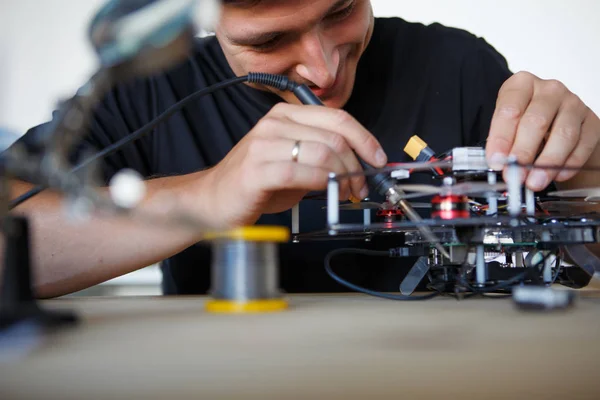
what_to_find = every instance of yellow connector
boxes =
[404,135,428,160]
[348,195,362,203]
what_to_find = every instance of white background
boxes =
[0,0,599,135]
[0,0,598,294]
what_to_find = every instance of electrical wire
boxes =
[9,75,250,209]
[78,76,250,174]
[460,250,558,294]
[10,185,44,208]
[550,256,562,285]
[324,248,439,301]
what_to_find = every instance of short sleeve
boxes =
[460,38,513,147]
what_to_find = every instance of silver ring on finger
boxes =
[291,140,301,163]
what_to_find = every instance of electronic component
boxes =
[512,286,577,311]
[452,147,488,172]
[403,135,444,176]
[404,136,435,161]
[431,194,470,220]
[390,169,411,180]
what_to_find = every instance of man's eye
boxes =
[327,1,355,22]
[251,36,282,51]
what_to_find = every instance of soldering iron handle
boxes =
[357,159,396,196]
[292,84,394,197]
[292,84,324,106]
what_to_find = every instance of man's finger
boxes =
[259,161,331,193]
[506,94,561,186]
[486,72,534,169]
[526,96,587,191]
[555,112,600,183]
[269,103,387,168]
[261,123,368,199]
[253,119,366,199]
[248,137,352,200]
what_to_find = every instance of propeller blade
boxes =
[539,201,600,212]
[337,202,383,210]
[396,182,507,196]
[323,202,432,210]
[548,187,600,199]
[400,202,431,209]
[449,182,507,195]
[395,184,442,193]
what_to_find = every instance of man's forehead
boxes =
[221,0,348,23]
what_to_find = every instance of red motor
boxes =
[431,194,470,220]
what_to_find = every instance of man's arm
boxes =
[0,103,389,298]
[3,171,213,298]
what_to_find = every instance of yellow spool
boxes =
[205,226,289,314]
[203,226,290,243]
[205,299,288,313]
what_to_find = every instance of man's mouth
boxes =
[308,65,344,100]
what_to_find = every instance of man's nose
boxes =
[295,31,340,89]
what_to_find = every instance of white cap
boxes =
[391,169,410,180]
[109,169,147,208]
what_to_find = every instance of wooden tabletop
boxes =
[1,292,600,399]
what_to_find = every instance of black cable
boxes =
[10,75,249,209]
[324,248,439,301]
[79,76,250,173]
[9,73,304,209]
[10,186,44,208]
[475,271,528,293]
[550,256,562,286]
[464,250,558,294]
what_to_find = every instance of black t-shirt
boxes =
[18,17,512,294]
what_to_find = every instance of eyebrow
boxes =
[226,0,352,46]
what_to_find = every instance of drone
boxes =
[290,136,600,305]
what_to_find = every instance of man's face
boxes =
[215,0,374,109]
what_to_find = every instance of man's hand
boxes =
[200,103,388,228]
[485,71,600,191]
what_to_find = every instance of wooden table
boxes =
[1,292,600,399]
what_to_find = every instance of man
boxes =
[5,0,600,297]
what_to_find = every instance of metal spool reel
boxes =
[204,226,289,313]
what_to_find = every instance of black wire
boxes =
[9,75,250,209]
[427,281,477,300]
[78,76,249,173]
[474,271,528,293]
[462,250,558,294]
[324,248,439,301]
[10,185,45,207]
[550,256,562,285]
